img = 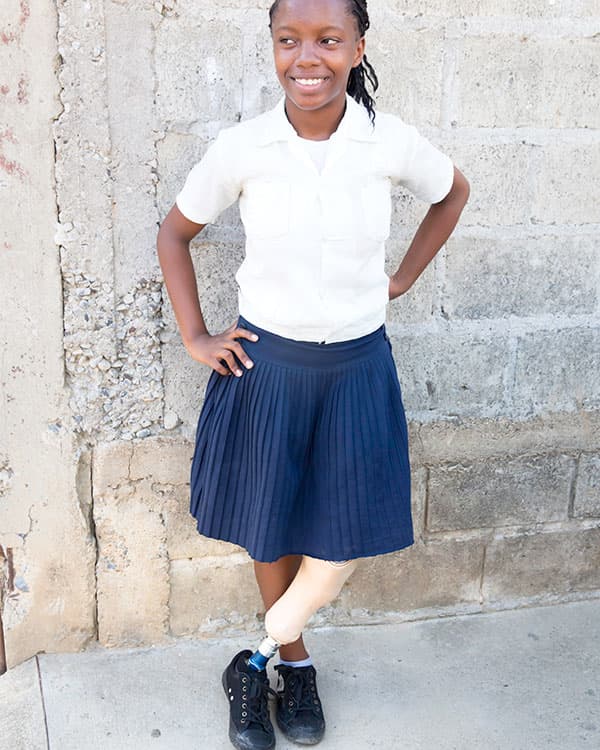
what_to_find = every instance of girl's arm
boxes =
[157,204,257,377]
[389,166,470,300]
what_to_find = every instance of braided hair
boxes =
[268,0,379,124]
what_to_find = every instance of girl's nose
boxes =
[296,41,320,66]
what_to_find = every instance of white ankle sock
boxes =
[278,655,313,668]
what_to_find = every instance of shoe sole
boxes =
[222,669,276,750]
[276,714,325,746]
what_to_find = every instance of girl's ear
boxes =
[352,36,366,68]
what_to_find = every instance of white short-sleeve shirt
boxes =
[176,94,454,343]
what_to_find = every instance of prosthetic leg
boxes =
[247,555,358,671]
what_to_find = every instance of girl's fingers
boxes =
[229,340,254,370]
[212,358,231,376]
[203,325,259,376]
[218,349,243,377]
[235,328,259,342]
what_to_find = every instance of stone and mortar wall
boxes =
[1,0,599,668]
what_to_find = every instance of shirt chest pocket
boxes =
[361,180,392,242]
[319,181,391,242]
[240,180,290,239]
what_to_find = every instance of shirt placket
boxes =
[287,134,350,344]
[285,137,323,341]
[320,135,349,343]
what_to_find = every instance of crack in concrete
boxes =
[89,451,99,643]
[100,0,120,370]
[422,465,431,537]
[158,509,172,636]
[51,41,67,393]
[34,654,51,750]
[16,505,35,542]
[568,451,581,519]
[0,543,7,673]
[479,542,487,606]
[149,8,169,437]
[126,441,135,480]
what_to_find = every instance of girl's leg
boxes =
[253,554,309,661]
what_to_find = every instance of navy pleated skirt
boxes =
[189,314,414,563]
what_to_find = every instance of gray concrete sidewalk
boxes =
[2,598,599,750]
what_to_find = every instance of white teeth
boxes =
[295,78,324,86]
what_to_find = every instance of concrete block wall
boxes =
[1,0,599,668]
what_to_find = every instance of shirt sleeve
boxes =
[175,130,242,224]
[390,120,454,204]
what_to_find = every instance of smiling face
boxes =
[270,0,365,126]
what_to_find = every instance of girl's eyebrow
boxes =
[274,24,346,34]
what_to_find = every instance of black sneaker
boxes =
[274,663,326,745]
[222,649,277,750]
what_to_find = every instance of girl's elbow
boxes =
[439,169,469,207]
[453,167,470,201]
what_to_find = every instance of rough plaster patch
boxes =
[62,272,166,440]
[54,0,167,443]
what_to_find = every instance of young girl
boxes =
[157,0,469,748]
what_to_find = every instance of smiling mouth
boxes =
[291,77,328,87]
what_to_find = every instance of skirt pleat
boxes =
[190,315,414,563]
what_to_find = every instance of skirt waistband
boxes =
[236,314,389,369]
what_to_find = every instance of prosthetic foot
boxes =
[247,556,357,671]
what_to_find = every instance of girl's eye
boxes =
[279,38,295,46]
[322,38,340,46]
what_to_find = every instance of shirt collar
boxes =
[257,93,378,146]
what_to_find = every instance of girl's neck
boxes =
[284,96,347,141]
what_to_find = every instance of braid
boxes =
[345,0,379,124]
[268,0,379,124]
